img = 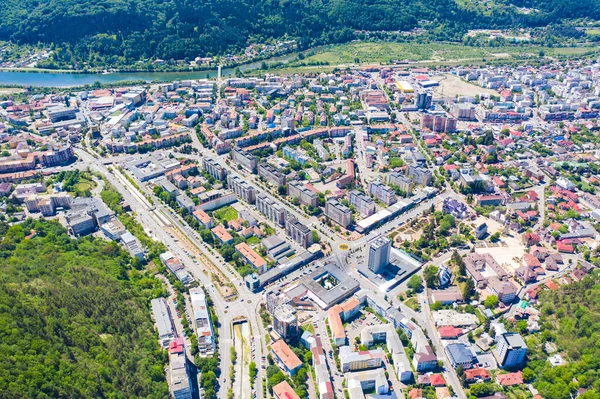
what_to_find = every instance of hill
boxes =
[0,219,169,398]
[0,0,596,69]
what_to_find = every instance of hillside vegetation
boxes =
[0,0,597,68]
[0,219,169,398]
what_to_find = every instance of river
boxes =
[0,52,298,87]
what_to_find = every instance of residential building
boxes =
[325,199,352,228]
[169,338,193,399]
[369,181,397,206]
[258,162,286,187]
[231,147,257,173]
[339,346,384,372]
[190,288,216,355]
[211,224,233,244]
[272,303,299,340]
[488,278,518,304]
[495,333,527,368]
[192,208,212,228]
[160,251,194,285]
[387,172,413,195]
[407,164,432,186]
[285,215,313,248]
[227,174,256,203]
[273,381,301,399]
[271,339,303,375]
[235,242,267,273]
[151,297,175,347]
[256,193,287,226]
[367,235,391,274]
[349,190,375,217]
[202,158,227,180]
[288,181,318,207]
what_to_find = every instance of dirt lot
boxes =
[432,74,499,98]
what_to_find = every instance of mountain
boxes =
[0,0,597,67]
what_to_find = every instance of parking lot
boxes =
[346,311,385,346]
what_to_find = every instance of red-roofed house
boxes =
[273,381,301,399]
[556,241,575,253]
[430,374,446,387]
[522,232,541,247]
[464,367,491,384]
[497,371,523,386]
[438,326,463,339]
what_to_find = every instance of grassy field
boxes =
[246,236,261,245]
[214,206,239,222]
[276,41,599,70]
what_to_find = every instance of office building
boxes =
[190,288,216,355]
[288,181,319,207]
[121,231,145,261]
[285,215,313,248]
[227,174,256,203]
[369,181,397,206]
[368,236,391,274]
[202,158,228,181]
[446,343,477,369]
[325,199,352,228]
[258,162,286,187]
[256,194,287,226]
[495,333,527,368]
[272,303,299,340]
[349,190,375,217]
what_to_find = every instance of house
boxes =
[556,240,575,253]
[438,326,463,339]
[430,374,446,387]
[488,278,518,304]
[496,371,523,386]
[475,223,488,239]
[273,381,301,399]
[522,232,541,247]
[464,367,491,384]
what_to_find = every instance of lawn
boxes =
[302,323,315,334]
[73,179,93,192]
[213,206,239,222]
[246,236,261,245]
[388,157,405,168]
[405,297,421,312]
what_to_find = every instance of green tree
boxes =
[407,274,423,292]
[484,295,499,309]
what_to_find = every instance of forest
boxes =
[527,271,600,399]
[0,219,169,398]
[0,0,597,67]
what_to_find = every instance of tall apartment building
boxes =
[368,236,391,273]
[227,174,256,204]
[258,162,286,187]
[190,288,216,355]
[325,199,352,228]
[202,158,227,181]
[285,215,313,248]
[314,139,330,161]
[272,303,299,340]
[369,181,397,206]
[349,190,375,217]
[495,333,527,368]
[231,147,258,173]
[387,172,413,195]
[407,164,432,186]
[256,193,287,226]
[288,181,319,207]
[169,338,193,399]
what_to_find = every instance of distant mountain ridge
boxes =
[0,0,597,65]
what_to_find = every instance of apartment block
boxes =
[285,215,313,248]
[227,174,256,204]
[231,147,258,173]
[387,172,413,195]
[202,158,227,181]
[256,193,287,226]
[258,162,286,187]
[289,181,319,207]
[407,164,432,186]
[368,181,397,206]
[349,190,375,217]
[325,199,352,228]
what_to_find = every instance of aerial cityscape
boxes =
[2,5,600,399]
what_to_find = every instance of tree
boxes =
[311,230,321,243]
[462,278,475,302]
[423,265,439,287]
[484,295,499,309]
[489,232,501,243]
[407,274,423,292]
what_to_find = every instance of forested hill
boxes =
[0,219,169,398]
[0,0,595,65]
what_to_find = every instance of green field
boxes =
[246,236,261,245]
[214,206,239,222]
[271,41,599,72]
[73,179,93,192]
